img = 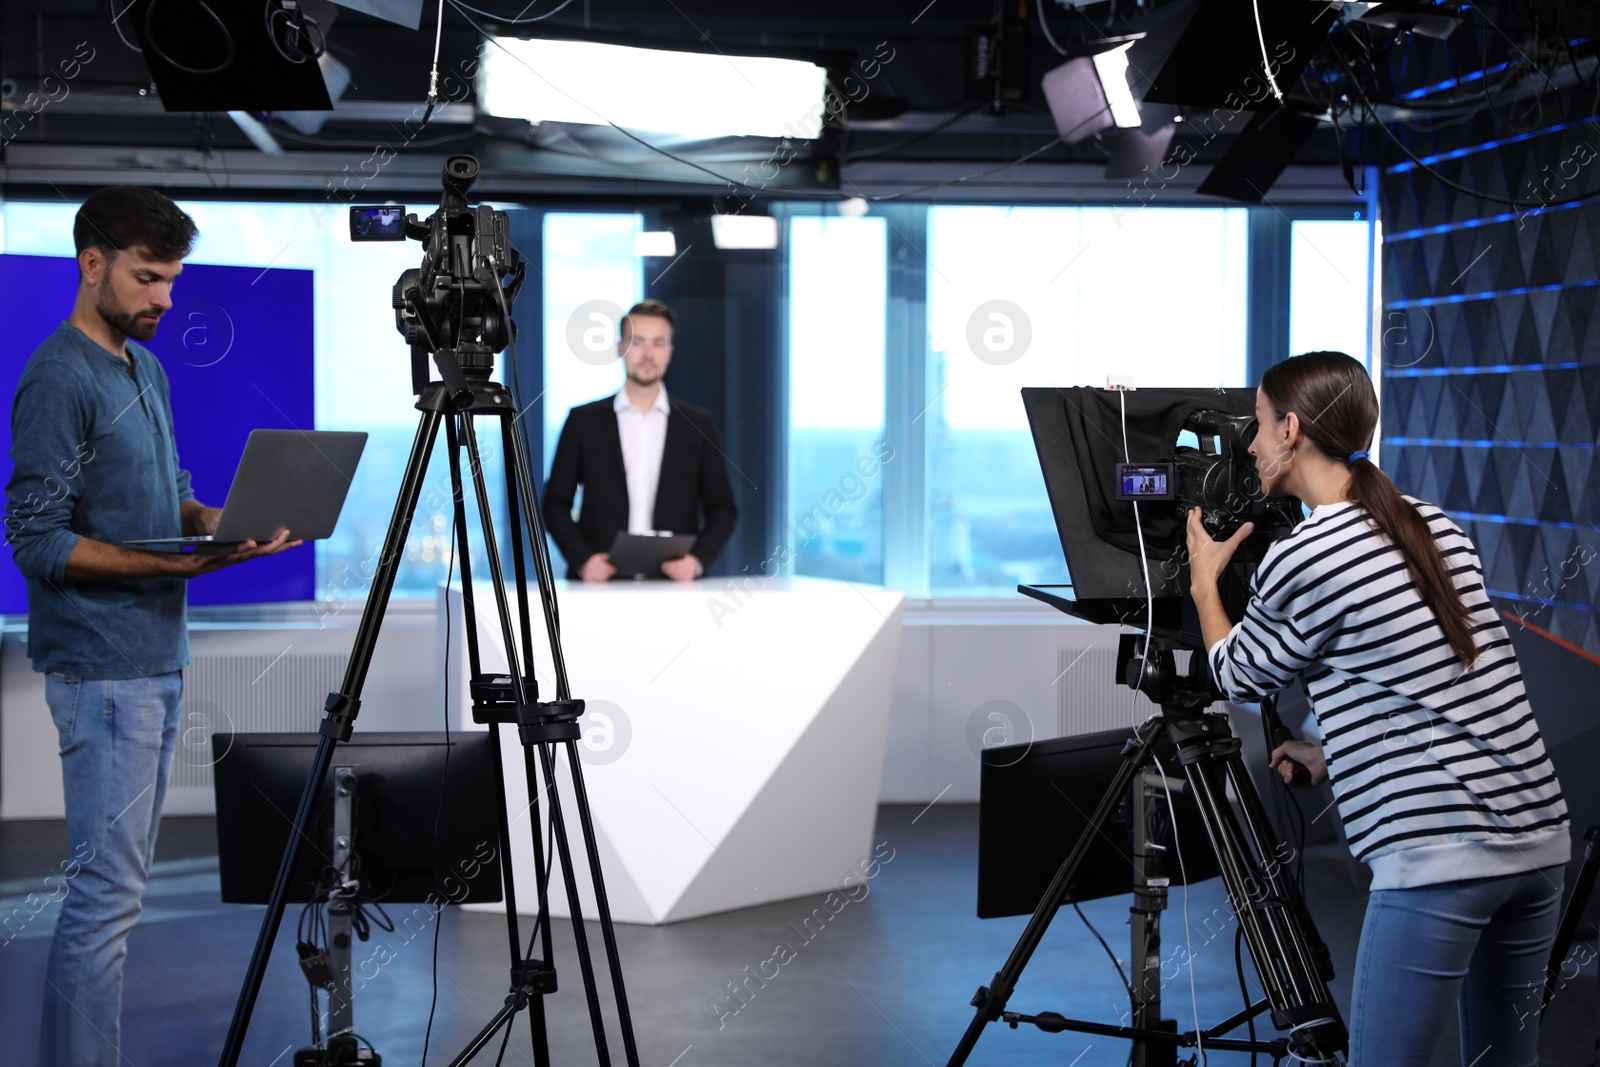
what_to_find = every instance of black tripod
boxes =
[947,586,1347,1066]
[217,362,641,1067]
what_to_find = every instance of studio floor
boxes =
[1,804,1594,1067]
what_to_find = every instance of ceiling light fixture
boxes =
[1040,43,1143,144]
[633,231,678,257]
[480,37,831,140]
[710,214,779,250]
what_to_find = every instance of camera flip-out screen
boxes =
[350,206,407,241]
[1116,463,1174,501]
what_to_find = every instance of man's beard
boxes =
[95,293,160,342]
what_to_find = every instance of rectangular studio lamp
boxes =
[633,231,678,257]
[1041,44,1142,145]
[480,37,831,140]
[710,214,779,250]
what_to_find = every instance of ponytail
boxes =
[1346,457,1478,667]
[1262,352,1478,667]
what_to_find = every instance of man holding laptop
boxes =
[4,187,297,1067]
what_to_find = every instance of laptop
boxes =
[127,429,367,547]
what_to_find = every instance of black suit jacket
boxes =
[542,395,738,578]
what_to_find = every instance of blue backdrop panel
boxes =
[0,254,316,612]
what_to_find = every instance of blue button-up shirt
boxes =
[5,323,195,678]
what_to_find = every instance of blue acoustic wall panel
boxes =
[1378,35,1600,659]
[1378,19,1600,915]
[0,255,315,612]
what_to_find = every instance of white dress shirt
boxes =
[614,386,670,534]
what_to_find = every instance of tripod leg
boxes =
[498,420,557,1066]
[498,417,539,687]
[473,719,554,1067]
[1167,715,1346,1063]
[459,414,565,1067]
[219,406,445,1067]
[446,416,492,719]
[502,387,576,697]
[518,739,554,1067]
[539,740,614,1065]
[563,740,642,1067]
[505,391,642,1064]
[946,718,1165,1067]
[446,415,531,960]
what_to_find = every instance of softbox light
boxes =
[129,0,333,113]
[1041,45,1142,145]
[480,37,831,140]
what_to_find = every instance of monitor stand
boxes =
[295,766,380,1065]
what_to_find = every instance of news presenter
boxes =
[542,299,737,582]
[1185,351,1568,1066]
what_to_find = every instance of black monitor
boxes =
[212,732,503,906]
[977,728,1220,919]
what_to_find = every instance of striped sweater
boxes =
[1208,497,1570,890]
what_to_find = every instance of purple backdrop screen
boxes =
[0,255,316,612]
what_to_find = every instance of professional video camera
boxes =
[1116,406,1300,543]
[350,154,526,397]
[1023,387,1301,649]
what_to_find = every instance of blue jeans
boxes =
[1350,865,1565,1067]
[40,671,183,1067]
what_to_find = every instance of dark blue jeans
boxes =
[40,671,183,1067]
[1350,865,1565,1067]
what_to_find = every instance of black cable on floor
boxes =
[1071,898,1134,1000]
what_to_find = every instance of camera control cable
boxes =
[421,0,446,126]
[1151,752,1206,1067]
[1115,387,1157,709]
[420,517,459,1067]
[1115,385,1207,1063]
[1071,898,1134,1002]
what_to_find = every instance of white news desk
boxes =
[439,576,904,925]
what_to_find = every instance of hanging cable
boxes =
[1326,20,1600,211]
[1251,0,1284,103]
[1037,0,1070,58]
[841,104,987,162]
[449,0,579,23]
[109,0,142,53]
[417,0,448,131]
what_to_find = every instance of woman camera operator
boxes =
[1186,350,1569,1067]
